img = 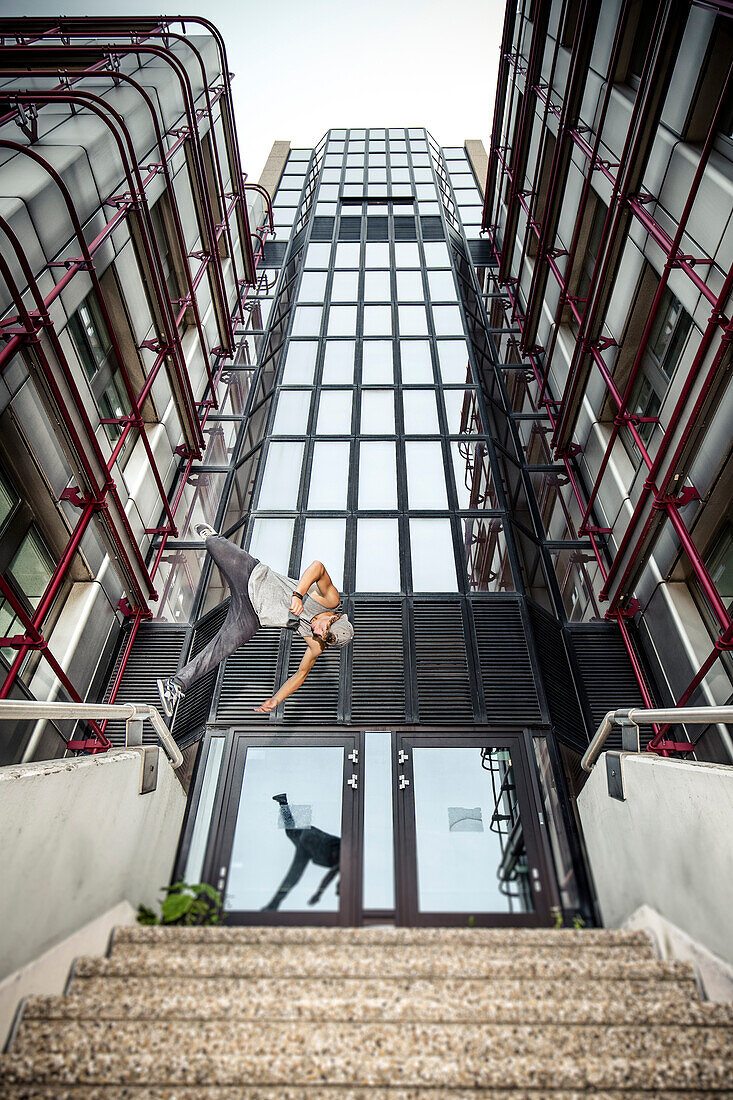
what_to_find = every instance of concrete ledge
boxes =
[624,904,733,1003]
[0,901,136,1049]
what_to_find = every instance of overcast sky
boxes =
[8,0,505,179]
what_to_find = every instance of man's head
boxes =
[310,611,354,649]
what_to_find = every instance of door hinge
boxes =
[398,774,410,790]
[530,867,542,893]
[398,749,409,764]
[348,773,358,790]
[217,865,227,890]
[348,749,359,764]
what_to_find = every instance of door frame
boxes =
[392,729,553,927]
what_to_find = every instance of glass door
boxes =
[210,733,360,924]
[394,732,551,925]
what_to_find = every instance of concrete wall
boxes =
[0,748,185,991]
[577,753,733,964]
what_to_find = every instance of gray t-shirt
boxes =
[248,563,330,639]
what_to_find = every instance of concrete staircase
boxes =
[2,926,732,1096]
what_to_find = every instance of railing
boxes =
[0,701,183,770]
[581,706,733,773]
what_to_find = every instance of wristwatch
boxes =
[292,590,304,601]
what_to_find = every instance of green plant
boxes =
[550,905,564,930]
[467,914,476,927]
[136,882,224,926]
[571,914,586,930]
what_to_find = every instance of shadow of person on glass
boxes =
[262,792,341,911]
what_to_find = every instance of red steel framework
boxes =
[483,0,733,755]
[0,18,274,751]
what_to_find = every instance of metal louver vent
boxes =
[366,217,389,241]
[101,623,187,745]
[338,217,361,240]
[263,240,287,265]
[421,216,444,239]
[472,599,542,723]
[216,628,281,721]
[568,624,654,750]
[350,600,406,724]
[414,601,473,723]
[311,217,335,240]
[468,239,494,264]
[280,635,342,724]
[394,216,417,240]
[173,603,228,745]
[528,603,587,752]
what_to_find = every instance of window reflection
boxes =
[405,441,448,508]
[258,442,305,509]
[410,518,457,591]
[460,518,513,592]
[444,388,483,434]
[451,441,498,509]
[356,518,400,591]
[358,441,398,508]
[436,341,472,383]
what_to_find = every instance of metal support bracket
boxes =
[138,745,159,795]
[605,751,626,801]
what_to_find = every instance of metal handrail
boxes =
[581,706,733,773]
[0,701,183,769]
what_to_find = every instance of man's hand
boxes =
[289,593,304,615]
[254,697,277,713]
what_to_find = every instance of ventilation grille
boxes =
[394,216,417,240]
[101,623,187,745]
[421,216,445,240]
[263,240,287,265]
[468,239,494,265]
[366,217,389,241]
[311,217,335,240]
[472,599,542,723]
[568,624,654,750]
[528,603,587,753]
[414,601,473,723]
[173,603,228,744]
[338,217,361,240]
[350,600,407,724]
[281,636,342,725]
[215,629,281,721]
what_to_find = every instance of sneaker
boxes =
[157,676,185,718]
[194,523,218,540]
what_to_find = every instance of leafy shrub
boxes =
[137,881,224,926]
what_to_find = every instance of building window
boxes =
[68,295,130,446]
[706,523,733,610]
[569,197,607,335]
[627,288,691,445]
[0,467,55,661]
[624,1,657,87]
[560,0,582,49]
[150,199,184,307]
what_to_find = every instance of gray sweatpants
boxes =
[175,536,260,691]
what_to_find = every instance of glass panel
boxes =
[304,243,331,268]
[8,529,53,607]
[396,271,424,301]
[360,390,395,434]
[272,391,311,435]
[0,474,18,530]
[400,341,434,383]
[433,305,464,336]
[201,419,240,465]
[358,441,398,509]
[335,243,361,267]
[300,518,346,589]
[533,737,582,912]
[298,272,328,302]
[410,518,457,590]
[282,342,318,385]
[364,270,391,301]
[394,242,420,267]
[451,441,498,509]
[363,305,393,336]
[184,738,225,883]
[424,242,451,267]
[403,390,440,434]
[444,388,483,434]
[226,747,344,912]
[316,390,353,435]
[257,441,304,509]
[308,442,350,509]
[460,518,514,592]
[248,518,295,575]
[405,441,447,507]
[412,747,534,912]
[547,546,603,622]
[322,341,355,383]
[356,518,400,590]
[365,242,390,267]
[363,731,395,909]
[428,270,458,300]
[362,341,394,384]
[398,305,428,336]
[328,305,358,336]
[331,271,359,302]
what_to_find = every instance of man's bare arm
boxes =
[254,639,321,713]
[289,560,339,613]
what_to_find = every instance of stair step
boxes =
[22,982,729,1026]
[3,1021,732,1090]
[115,925,654,950]
[0,1090,728,1100]
[85,943,685,981]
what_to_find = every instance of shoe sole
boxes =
[156,678,174,718]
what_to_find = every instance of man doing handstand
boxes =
[157,524,353,717]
